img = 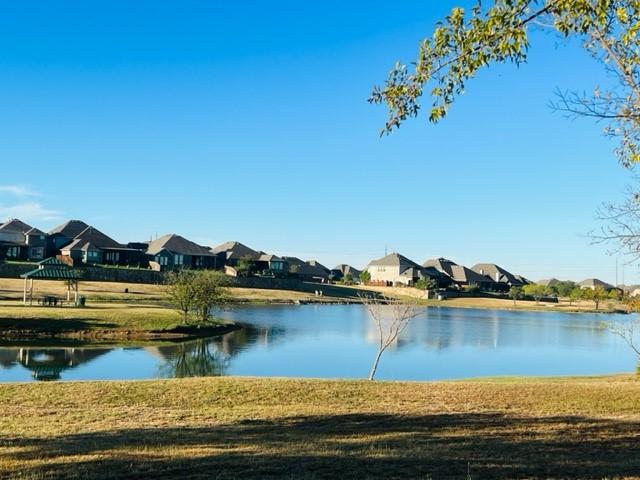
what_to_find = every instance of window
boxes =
[156,255,168,266]
[29,247,44,260]
[195,256,203,267]
[105,252,120,263]
[175,254,184,266]
[6,246,19,258]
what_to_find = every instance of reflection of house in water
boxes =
[1,347,110,381]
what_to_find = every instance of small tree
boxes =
[606,299,640,374]
[415,278,438,291]
[553,281,577,298]
[236,255,255,278]
[608,289,622,302]
[592,286,609,310]
[192,270,231,323]
[361,294,422,381]
[344,273,354,285]
[523,284,548,305]
[165,270,199,324]
[508,286,522,306]
[359,270,371,285]
[569,287,583,306]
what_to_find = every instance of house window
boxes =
[175,254,184,266]
[29,247,44,260]
[377,266,385,272]
[156,255,169,266]
[195,256,203,267]
[6,246,19,258]
[105,252,120,263]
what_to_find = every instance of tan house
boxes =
[366,252,445,287]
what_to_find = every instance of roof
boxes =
[423,258,458,277]
[68,226,122,249]
[38,257,68,267]
[258,252,285,262]
[449,264,493,284]
[0,219,33,234]
[471,263,523,286]
[368,253,421,269]
[284,257,330,278]
[48,220,90,238]
[578,278,615,289]
[147,234,213,256]
[211,241,261,261]
[21,268,81,280]
[25,227,46,236]
[332,264,362,278]
[61,239,101,252]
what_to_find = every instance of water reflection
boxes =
[0,305,636,382]
[0,347,110,381]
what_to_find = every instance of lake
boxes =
[0,305,637,382]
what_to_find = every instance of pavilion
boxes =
[20,258,82,306]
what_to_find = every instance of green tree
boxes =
[553,280,577,298]
[344,273,354,284]
[608,288,622,302]
[508,286,523,306]
[523,284,548,305]
[569,286,583,306]
[359,270,371,284]
[236,255,255,278]
[165,270,199,324]
[415,277,438,291]
[592,285,609,310]
[192,270,231,323]
[370,1,640,169]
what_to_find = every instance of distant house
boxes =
[284,257,331,283]
[423,258,494,290]
[331,264,362,282]
[211,241,286,275]
[471,263,525,290]
[147,234,219,271]
[0,219,48,261]
[48,220,91,251]
[578,278,615,291]
[367,253,449,287]
[538,278,561,288]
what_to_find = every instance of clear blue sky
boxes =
[0,1,635,283]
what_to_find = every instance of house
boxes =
[49,220,147,266]
[578,278,615,291]
[0,219,48,261]
[538,278,560,288]
[211,241,287,275]
[331,264,362,282]
[471,263,525,291]
[367,253,448,287]
[284,257,331,282]
[423,258,494,290]
[147,234,220,271]
[256,253,287,275]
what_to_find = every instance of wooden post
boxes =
[23,277,27,305]
[74,280,78,303]
[67,281,71,302]
[29,279,33,306]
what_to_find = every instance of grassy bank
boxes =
[0,302,237,341]
[1,375,639,479]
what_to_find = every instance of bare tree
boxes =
[607,317,640,366]
[360,294,423,381]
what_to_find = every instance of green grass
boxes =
[1,375,639,479]
[0,302,189,335]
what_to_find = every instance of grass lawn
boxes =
[1,375,639,479]
[0,301,186,336]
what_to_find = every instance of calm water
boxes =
[0,305,637,382]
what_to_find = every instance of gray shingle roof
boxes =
[578,278,614,289]
[0,218,33,234]
[368,253,421,269]
[211,241,261,261]
[471,263,523,286]
[147,234,213,256]
[48,220,90,238]
[72,226,122,249]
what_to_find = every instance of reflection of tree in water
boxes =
[0,347,110,381]
[158,340,230,378]
[156,325,287,379]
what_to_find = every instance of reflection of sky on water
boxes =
[0,305,637,382]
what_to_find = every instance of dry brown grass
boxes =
[1,376,639,479]
[356,285,625,313]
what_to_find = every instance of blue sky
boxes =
[0,1,635,283]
